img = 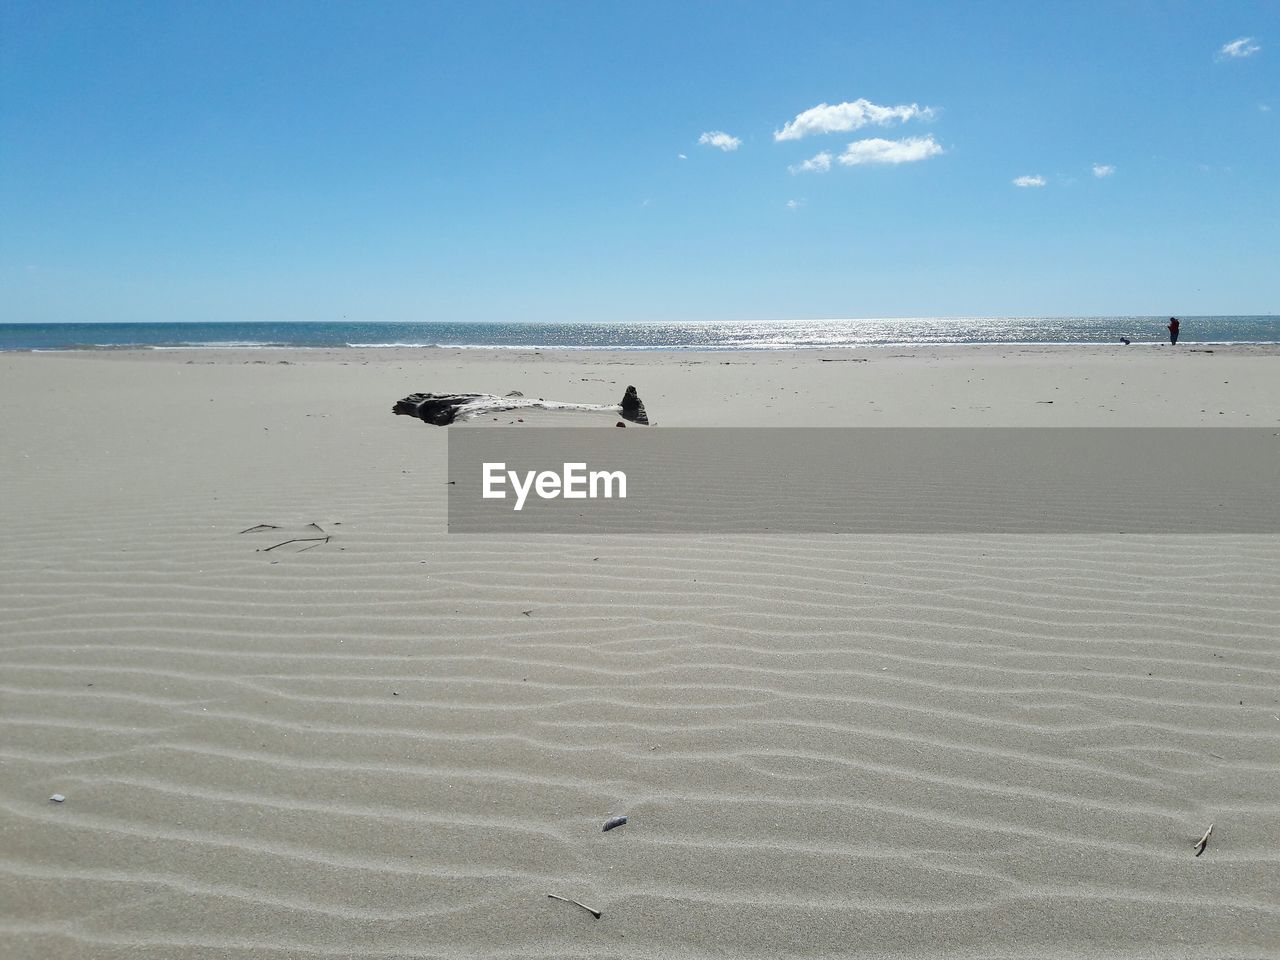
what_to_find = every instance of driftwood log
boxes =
[393,386,649,426]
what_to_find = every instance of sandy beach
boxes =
[2,344,1278,959]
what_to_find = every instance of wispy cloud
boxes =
[774,99,934,141]
[789,151,833,174]
[698,131,741,151]
[1219,36,1261,59]
[677,153,687,159]
[838,135,943,166]
[1092,164,1115,178]
[786,199,805,210]
[1013,175,1046,187]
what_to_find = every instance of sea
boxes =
[1,317,1277,352]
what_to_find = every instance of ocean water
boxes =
[1,317,1277,352]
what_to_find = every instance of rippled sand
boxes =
[2,345,1278,958]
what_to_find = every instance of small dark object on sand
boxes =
[239,524,280,534]
[546,893,601,919]
[1120,337,1131,345]
[615,421,626,428]
[603,816,628,832]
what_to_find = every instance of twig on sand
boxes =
[260,536,331,552]
[546,893,601,919]
[306,522,326,533]
[239,524,281,534]
[1194,824,1214,857]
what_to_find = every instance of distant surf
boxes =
[2,317,1277,352]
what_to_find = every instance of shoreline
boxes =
[10,339,1280,356]
[4,317,1278,356]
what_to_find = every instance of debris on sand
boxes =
[393,386,650,426]
[546,893,601,919]
[1194,823,1214,857]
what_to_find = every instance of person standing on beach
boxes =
[1168,317,1180,345]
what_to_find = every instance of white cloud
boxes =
[1012,174,1047,187]
[789,151,833,174]
[1092,163,1115,178]
[698,131,741,151]
[774,99,935,141]
[837,135,943,166]
[677,153,687,159]
[1219,37,1261,59]
[786,199,805,210]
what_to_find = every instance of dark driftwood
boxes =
[620,385,648,425]
[392,394,488,426]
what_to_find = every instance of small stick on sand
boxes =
[1194,823,1214,857]
[260,536,330,552]
[306,522,325,533]
[546,893,601,919]
[239,524,281,534]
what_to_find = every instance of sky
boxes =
[1,0,1277,323]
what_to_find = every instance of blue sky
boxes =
[1,0,1276,323]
